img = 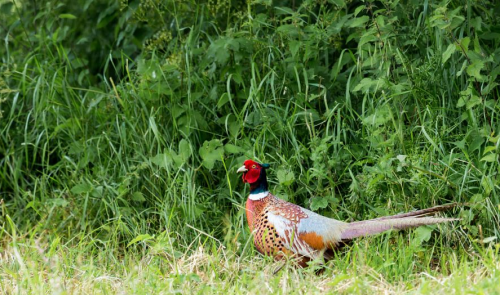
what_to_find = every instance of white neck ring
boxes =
[248,191,269,200]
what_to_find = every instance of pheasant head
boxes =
[237,160,270,194]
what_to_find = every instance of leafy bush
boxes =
[1,0,499,250]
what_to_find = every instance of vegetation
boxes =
[1,0,500,293]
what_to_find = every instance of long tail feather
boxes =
[340,217,458,240]
[371,203,459,221]
[349,204,459,228]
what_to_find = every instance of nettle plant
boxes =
[1,0,499,243]
[128,0,500,233]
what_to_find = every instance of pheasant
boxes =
[237,159,457,266]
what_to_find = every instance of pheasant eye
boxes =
[252,165,257,169]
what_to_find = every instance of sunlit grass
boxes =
[1,233,499,294]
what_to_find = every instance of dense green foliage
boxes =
[1,0,500,292]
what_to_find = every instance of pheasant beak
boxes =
[237,165,248,173]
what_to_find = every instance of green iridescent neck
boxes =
[250,169,268,195]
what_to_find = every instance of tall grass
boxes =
[1,0,500,292]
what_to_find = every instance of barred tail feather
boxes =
[370,204,459,221]
[348,204,459,228]
[340,217,458,241]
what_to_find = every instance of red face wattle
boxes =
[239,160,262,184]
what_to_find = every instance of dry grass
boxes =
[1,236,499,294]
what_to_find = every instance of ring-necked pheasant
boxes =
[237,159,457,266]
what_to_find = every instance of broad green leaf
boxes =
[354,5,365,16]
[442,43,456,64]
[474,36,481,53]
[178,139,192,162]
[470,16,482,30]
[207,38,232,65]
[480,153,497,162]
[217,93,229,109]
[481,178,493,196]
[362,105,391,126]
[49,198,69,207]
[456,97,466,108]
[327,0,345,8]
[353,78,379,92]
[413,226,433,246]
[71,183,92,194]
[327,14,350,34]
[277,170,295,186]
[453,140,466,150]
[468,134,484,153]
[458,84,474,108]
[171,151,183,168]
[449,15,465,30]
[246,111,261,126]
[199,139,224,170]
[466,95,482,109]
[456,60,468,77]
[127,234,154,247]
[0,2,13,14]
[310,197,328,211]
[481,32,500,40]
[224,144,244,154]
[91,186,103,198]
[347,16,369,28]
[489,134,500,144]
[359,31,378,47]
[59,13,77,19]
[375,15,385,27]
[467,60,484,79]
[150,153,172,169]
[468,225,479,236]
[228,120,240,138]
[276,24,299,37]
[483,82,498,95]
[132,192,146,202]
[483,146,496,155]
[171,105,185,119]
[429,15,447,29]
[470,194,484,204]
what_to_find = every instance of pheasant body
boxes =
[246,192,346,262]
[237,160,457,265]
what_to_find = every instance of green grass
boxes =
[1,0,500,293]
[1,232,500,294]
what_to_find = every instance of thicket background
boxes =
[1,0,500,293]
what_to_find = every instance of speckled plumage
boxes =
[247,193,307,255]
[245,192,347,264]
[237,160,458,266]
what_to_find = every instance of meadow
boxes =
[1,0,500,293]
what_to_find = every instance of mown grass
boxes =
[1,0,500,293]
